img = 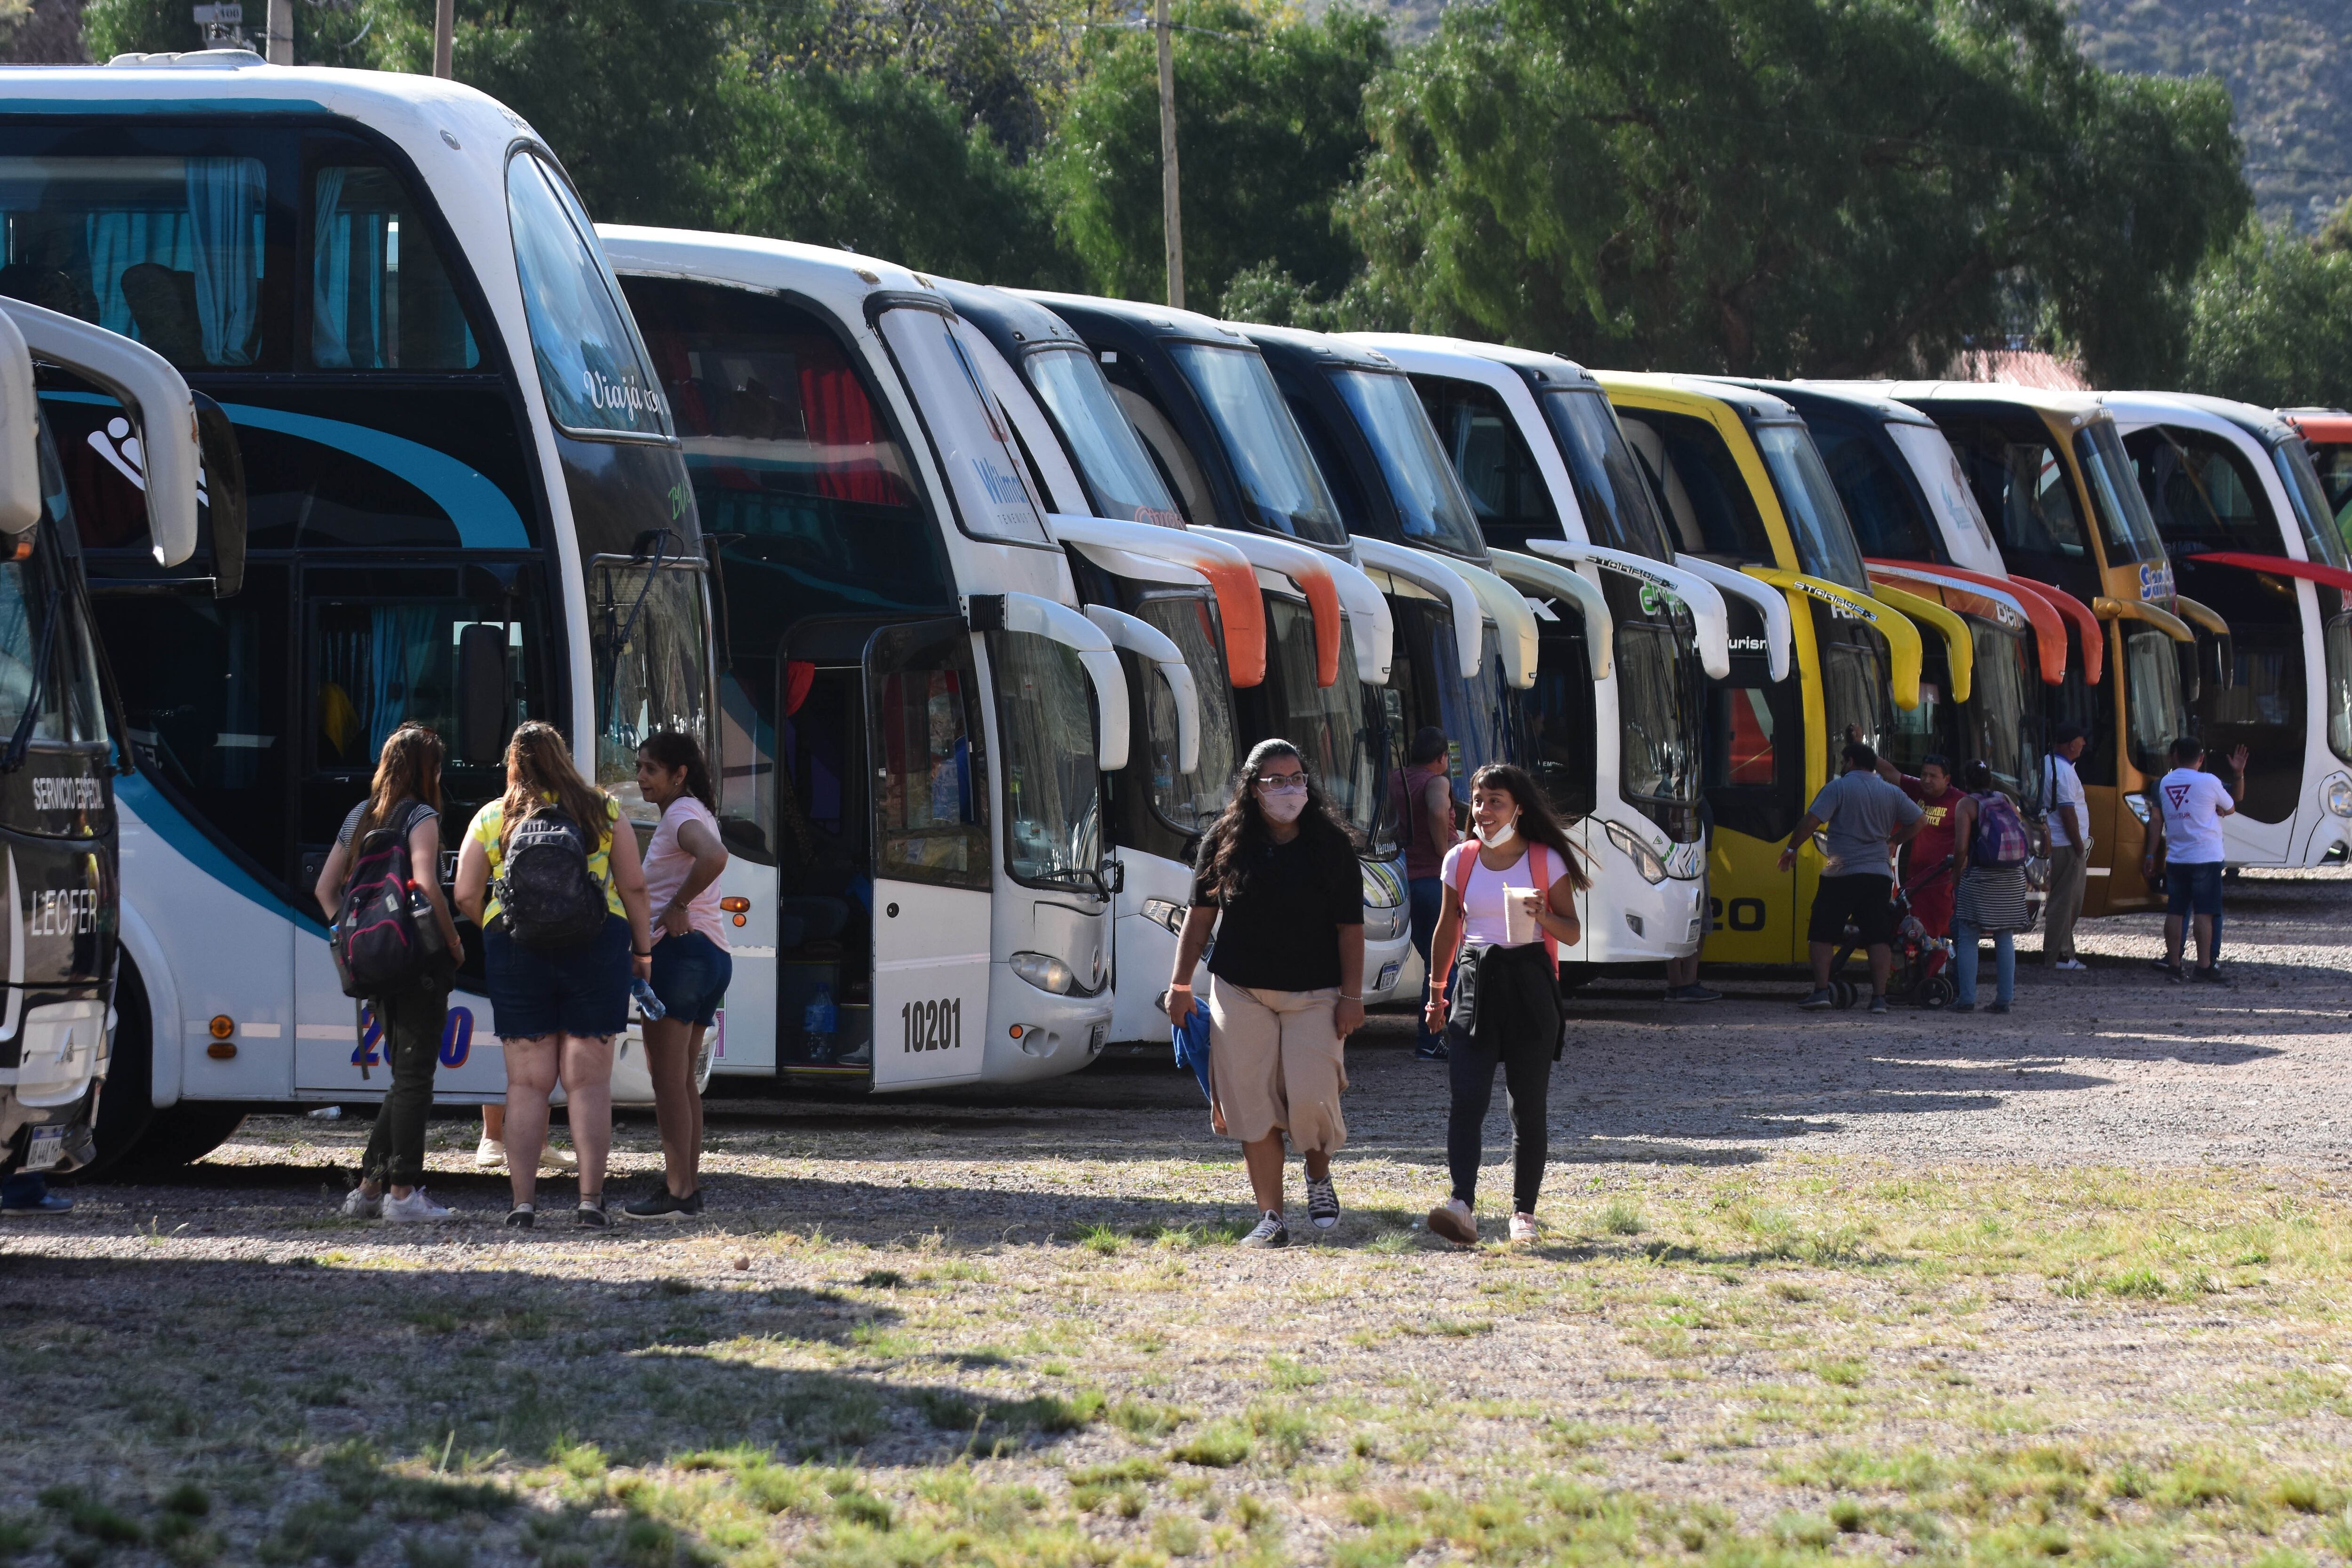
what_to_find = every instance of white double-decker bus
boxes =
[1,58,716,1166]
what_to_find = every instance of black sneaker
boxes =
[2193,967,2232,987]
[2149,957,2174,973]
[1947,1002,1974,1013]
[1867,994,1889,1015]
[1988,1001,2011,1014]
[2162,963,2187,983]
[1237,1211,1288,1249]
[576,1198,611,1229]
[1797,988,1835,1010]
[504,1205,536,1230]
[1414,1041,1450,1062]
[622,1188,704,1220]
[1305,1177,1339,1231]
[1666,984,1723,1003]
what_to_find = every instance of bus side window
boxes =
[870,629,990,891]
[308,166,481,371]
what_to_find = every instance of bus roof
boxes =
[1018,290,1252,350]
[1597,370,1797,425]
[1343,334,1603,392]
[597,224,933,319]
[2103,390,2299,447]
[1229,320,1394,372]
[1757,379,1942,430]
[1837,380,2108,424]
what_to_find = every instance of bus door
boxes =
[290,563,540,1094]
[864,619,989,1089]
[1701,607,1804,963]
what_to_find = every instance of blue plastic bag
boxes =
[1171,995,1212,1103]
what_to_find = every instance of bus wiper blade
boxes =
[1,585,63,773]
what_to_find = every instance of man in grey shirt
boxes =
[1777,739,1922,1013]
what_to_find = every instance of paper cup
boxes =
[1503,886,1538,944]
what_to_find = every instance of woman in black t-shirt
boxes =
[1168,739,1365,1249]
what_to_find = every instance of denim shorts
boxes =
[649,931,732,1027]
[2164,860,2225,918]
[485,914,632,1041]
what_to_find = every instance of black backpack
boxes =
[493,807,611,951]
[330,804,447,998]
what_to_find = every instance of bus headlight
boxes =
[1604,820,1669,884]
[1009,952,1074,995]
[1360,860,1406,909]
[2325,772,2352,818]
[1139,898,1188,935]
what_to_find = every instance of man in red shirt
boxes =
[1875,752,1960,938]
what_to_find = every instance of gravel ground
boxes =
[2,868,2349,1566]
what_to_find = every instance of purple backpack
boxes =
[1970,791,2030,868]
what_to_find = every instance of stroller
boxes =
[1823,856,1957,1010]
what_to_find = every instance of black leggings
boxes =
[1445,1025,1553,1214]
[359,977,450,1190]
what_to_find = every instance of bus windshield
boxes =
[1818,618,1891,773]
[1330,368,1486,557]
[1021,346,1182,526]
[507,151,669,440]
[1168,344,1348,546]
[878,307,1050,545]
[1269,599,1380,845]
[990,629,1103,889]
[0,430,107,755]
[1755,422,1871,592]
[2272,434,2350,570]
[1888,420,2000,562]
[1432,620,1508,788]
[592,560,711,822]
[1970,621,2042,810]
[1132,594,1238,834]
[1617,621,1700,813]
[2328,612,2352,765]
[2124,627,2186,777]
[1539,388,1677,561]
[2074,421,2166,567]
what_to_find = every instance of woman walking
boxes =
[1947,759,2030,1014]
[1167,740,1366,1248]
[1422,764,1588,1246]
[623,732,731,1220]
[454,722,655,1228]
[315,723,466,1222]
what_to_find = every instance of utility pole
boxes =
[433,0,455,78]
[1154,0,1183,310]
[264,0,291,63]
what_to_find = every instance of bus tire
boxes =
[104,1103,248,1178]
[68,954,160,1179]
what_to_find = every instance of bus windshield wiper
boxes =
[1,584,63,773]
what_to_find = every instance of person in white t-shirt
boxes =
[622,733,732,1219]
[2143,735,2247,984]
[2040,725,2092,971]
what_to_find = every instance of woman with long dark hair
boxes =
[313,723,465,1222]
[1422,763,1590,1246]
[622,732,731,1219]
[454,721,655,1228]
[1167,739,1366,1247]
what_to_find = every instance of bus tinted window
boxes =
[506,152,668,440]
[1613,408,1775,565]
[1168,343,1348,545]
[2074,421,2165,566]
[1413,374,1558,544]
[1331,368,1486,557]
[310,166,479,370]
[1020,346,1181,526]
[1755,423,1870,592]
[1133,594,1238,834]
[0,153,269,367]
[1541,389,1678,561]
[2126,427,2271,555]
[1943,418,2090,568]
[1808,410,1939,560]
[875,307,1050,545]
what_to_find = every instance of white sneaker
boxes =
[1509,1213,1539,1243]
[341,1187,381,1219]
[382,1188,453,1223]
[1426,1197,1478,1247]
[2054,958,2089,972]
[540,1143,579,1173]
[474,1137,506,1170]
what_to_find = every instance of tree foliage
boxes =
[2180,206,2352,410]
[1344,0,2246,383]
[1043,1,1389,307]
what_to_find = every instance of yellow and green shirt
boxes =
[466,793,625,925]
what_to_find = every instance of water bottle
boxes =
[803,983,838,1063]
[632,977,667,1021]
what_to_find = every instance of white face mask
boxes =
[1475,816,1518,847]
[1261,791,1308,824]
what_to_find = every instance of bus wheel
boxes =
[106,1103,248,1178]
[68,955,160,1179]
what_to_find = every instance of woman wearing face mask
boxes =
[1422,764,1589,1246]
[1167,740,1367,1248]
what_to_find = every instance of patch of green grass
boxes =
[857,1268,907,1289]
[1172,1421,1253,1468]
[1603,1198,1646,1236]
[1076,1222,1123,1256]
[1267,1354,1323,1390]
[2106,1267,2168,1300]
[1246,1401,1317,1464]
[37,1487,143,1547]
[1425,1317,1494,1337]
[1812,1357,1867,1387]
[1109,1398,1187,1438]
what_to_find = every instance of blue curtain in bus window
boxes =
[366,605,438,757]
[185,157,263,366]
[313,168,355,367]
[86,211,193,343]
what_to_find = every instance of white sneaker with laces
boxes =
[2054,958,2089,972]
[1509,1213,1539,1243]
[382,1187,453,1223]
[474,1137,506,1170]
[1305,1176,1340,1230]
[341,1187,381,1219]
[1237,1210,1289,1249]
[1426,1197,1478,1247]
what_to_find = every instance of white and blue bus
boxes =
[0,58,714,1167]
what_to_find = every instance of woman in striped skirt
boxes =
[1948,759,2029,1013]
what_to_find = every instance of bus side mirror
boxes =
[457,623,509,764]
[191,393,246,599]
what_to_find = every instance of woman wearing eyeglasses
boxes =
[1166,739,1367,1249]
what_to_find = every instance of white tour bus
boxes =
[2107,391,2352,866]
[1350,335,1747,969]
[936,281,1396,1048]
[0,299,222,1177]
[603,229,1174,1087]
[1,59,717,1168]
[1011,292,1420,1004]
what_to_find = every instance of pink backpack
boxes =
[1449,842,1561,972]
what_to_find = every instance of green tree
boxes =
[1042,0,1390,307]
[1344,0,2247,382]
[2180,214,2352,410]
